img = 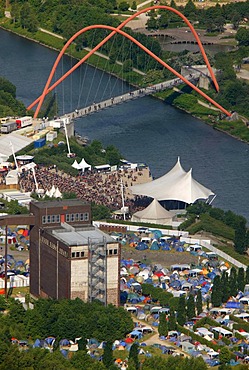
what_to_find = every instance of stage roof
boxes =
[130,157,214,204]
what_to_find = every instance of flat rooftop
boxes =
[31,199,89,209]
[51,225,114,246]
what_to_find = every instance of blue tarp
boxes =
[226,302,242,309]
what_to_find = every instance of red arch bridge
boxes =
[27,6,231,119]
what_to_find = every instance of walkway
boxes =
[62,72,200,121]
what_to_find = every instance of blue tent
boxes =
[59,339,70,346]
[150,241,160,251]
[60,349,68,358]
[162,243,171,251]
[130,330,143,339]
[151,230,163,239]
[45,337,55,346]
[176,246,184,252]
[135,242,149,251]
[33,338,41,348]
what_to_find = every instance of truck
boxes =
[1,121,17,134]
[16,116,33,129]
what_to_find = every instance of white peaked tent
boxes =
[130,157,214,204]
[78,158,91,172]
[72,160,81,170]
[132,199,173,225]
[54,187,62,198]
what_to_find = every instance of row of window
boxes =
[42,213,89,224]
[71,251,85,258]
[42,215,60,224]
[66,213,89,222]
[71,249,118,258]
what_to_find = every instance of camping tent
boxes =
[132,199,173,225]
[130,157,214,204]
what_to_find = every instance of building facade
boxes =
[30,200,120,306]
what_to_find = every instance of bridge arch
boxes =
[28,6,229,117]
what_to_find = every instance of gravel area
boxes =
[121,246,199,269]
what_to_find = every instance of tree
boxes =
[186,294,195,320]
[177,296,186,326]
[129,342,139,370]
[236,28,249,46]
[102,341,113,368]
[246,266,249,284]
[168,309,177,331]
[131,1,137,10]
[196,290,202,315]
[237,267,245,292]
[234,222,247,254]
[119,1,129,11]
[221,272,230,303]
[219,347,231,365]
[211,276,222,307]
[229,267,238,297]
[158,313,168,337]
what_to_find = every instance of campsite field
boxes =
[121,246,199,269]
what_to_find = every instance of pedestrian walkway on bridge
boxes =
[63,72,200,121]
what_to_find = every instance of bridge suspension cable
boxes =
[28,5,221,118]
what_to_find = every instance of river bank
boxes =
[1,19,248,145]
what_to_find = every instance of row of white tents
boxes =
[72,158,91,171]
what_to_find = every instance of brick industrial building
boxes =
[29,199,120,306]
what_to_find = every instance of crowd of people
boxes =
[19,165,151,214]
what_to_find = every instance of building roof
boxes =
[51,225,114,246]
[130,157,214,204]
[31,199,89,209]
[0,132,33,159]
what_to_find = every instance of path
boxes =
[63,72,200,121]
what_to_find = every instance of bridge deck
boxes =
[62,73,200,121]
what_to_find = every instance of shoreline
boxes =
[1,24,248,146]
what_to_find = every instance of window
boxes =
[72,252,76,258]
[76,252,80,258]
[109,249,113,255]
[113,249,118,255]
[80,213,84,221]
[84,213,89,221]
[80,251,84,257]
[42,214,61,224]
[66,214,70,222]
[70,214,75,222]
[75,213,79,221]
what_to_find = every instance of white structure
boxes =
[130,157,214,204]
[131,199,173,225]
[72,158,91,171]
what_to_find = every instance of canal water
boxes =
[1,28,249,220]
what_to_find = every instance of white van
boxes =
[239,297,249,305]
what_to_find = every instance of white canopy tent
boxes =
[72,160,81,170]
[78,158,91,171]
[130,157,214,204]
[132,199,173,225]
[72,158,91,171]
